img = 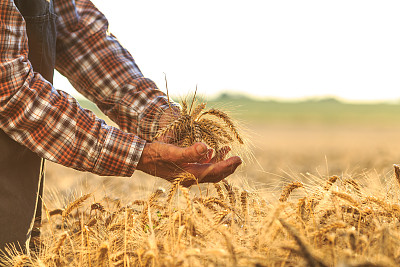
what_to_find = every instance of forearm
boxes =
[0,1,145,176]
[54,0,179,140]
[0,70,145,176]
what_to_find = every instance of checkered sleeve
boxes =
[54,0,180,141]
[0,0,145,177]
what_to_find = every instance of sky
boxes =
[54,0,400,102]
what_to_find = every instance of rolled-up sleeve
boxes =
[0,0,145,177]
[54,0,179,141]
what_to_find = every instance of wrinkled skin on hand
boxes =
[137,142,242,186]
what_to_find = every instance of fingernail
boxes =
[196,143,207,155]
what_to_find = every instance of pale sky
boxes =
[54,0,400,102]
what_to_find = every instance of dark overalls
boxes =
[0,0,56,252]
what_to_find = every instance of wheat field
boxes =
[3,98,400,266]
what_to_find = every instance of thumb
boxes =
[177,142,208,163]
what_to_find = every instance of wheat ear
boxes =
[314,222,347,237]
[167,172,197,202]
[394,164,400,189]
[181,99,188,115]
[52,232,68,255]
[62,193,91,218]
[190,102,206,120]
[153,115,190,141]
[200,108,244,144]
[241,190,249,215]
[331,191,359,207]
[203,197,229,209]
[279,181,303,202]
[12,255,29,267]
[323,175,338,191]
[198,118,234,142]
[222,180,236,206]
[214,183,225,199]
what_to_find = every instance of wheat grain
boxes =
[194,123,202,143]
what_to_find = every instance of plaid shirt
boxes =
[0,0,177,176]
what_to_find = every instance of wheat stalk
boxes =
[279,219,327,267]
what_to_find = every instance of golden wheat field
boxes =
[3,98,400,266]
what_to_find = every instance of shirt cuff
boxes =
[92,126,146,177]
[119,77,181,141]
[137,95,181,141]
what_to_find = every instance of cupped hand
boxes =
[137,141,242,185]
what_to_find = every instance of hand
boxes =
[137,141,242,185]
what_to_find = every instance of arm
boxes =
[0,0,241,182]
[54,0,178,141]
[0,0,145,176]
[53,0,242,183]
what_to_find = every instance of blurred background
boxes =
[48,0,400,199]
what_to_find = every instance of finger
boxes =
[184,156,242,183]
[203,156,242,182]
[210,146,231,163]
[199,149,214,164]
[172,142,208,163]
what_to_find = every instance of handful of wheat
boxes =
[154,97,244,161]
